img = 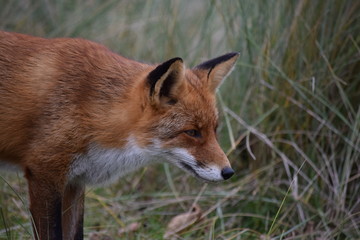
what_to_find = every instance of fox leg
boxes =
[62,183,85,240]
[25,167,65,240]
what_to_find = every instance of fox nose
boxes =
[221,167,234,180]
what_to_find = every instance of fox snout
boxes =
[179,162,234,182]
[198,162,235,182]
[221,166,235,180]
[173,148,234,182]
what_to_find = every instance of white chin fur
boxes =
[193,165,224,182]
[69,136,223,185]
[166,149,223,182]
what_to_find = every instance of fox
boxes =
[0,31,239,240]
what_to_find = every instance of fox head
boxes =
[130,52,239,182]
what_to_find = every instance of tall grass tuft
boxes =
[0,0,359,239]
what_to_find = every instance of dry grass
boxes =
[1,0,359,239]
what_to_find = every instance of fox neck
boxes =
[69,136,193,185]
[69,136,157,185]
[87,67,152,148]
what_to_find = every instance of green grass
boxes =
[1,0,359,239]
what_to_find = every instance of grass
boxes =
[0,0,359,239]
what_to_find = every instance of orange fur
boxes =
[0,31,239,240]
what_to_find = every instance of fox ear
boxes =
[147,57,185,106]
[195,52,239,92]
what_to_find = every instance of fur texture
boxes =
[0,31,239,240]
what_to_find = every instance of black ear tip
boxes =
[226,52,240,58]
[168,57,183,64]
[195,52,239,70]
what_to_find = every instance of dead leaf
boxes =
[118,222,141,236]
[88,232,113,240]
[164,204,202,239]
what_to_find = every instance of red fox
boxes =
[0,31,239,240]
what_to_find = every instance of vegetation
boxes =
[1,0,359,239]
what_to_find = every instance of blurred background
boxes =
[0,0,359,239]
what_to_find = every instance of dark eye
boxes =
[184,129,201,138]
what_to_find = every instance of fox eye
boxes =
[184,129,201,138]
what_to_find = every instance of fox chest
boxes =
[69,143,156,185]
